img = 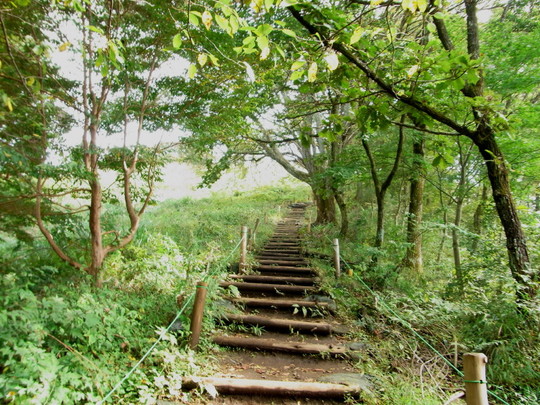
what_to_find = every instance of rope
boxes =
[97,238,243,404]
[323,236,511,405]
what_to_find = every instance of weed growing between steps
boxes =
[0,186,309,403]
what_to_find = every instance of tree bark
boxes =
[471,183,488,252]
[472,130,536,299]
[313,188,336,224]
[452,198,464,294]
[333,188,348,236]
[403,138,425,273]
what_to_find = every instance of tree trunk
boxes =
[374,192,385,249]
[333,189,348,237]
[312,185,336,225]
[403,139,425,273]
[88,175,105,287]
[471,183,488,252]
[471,130,536,299]
[452,198,464,295]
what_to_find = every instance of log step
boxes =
[219,281,316,294]
[258,259,307,266]
[255,265,316,275]
[229,274,316,285]
[213,335,348,356]
[256,256,306,262]
[221,313,339,334]
[227,297,331,310]
[182,377,359,398]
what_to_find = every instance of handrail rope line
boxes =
[97,238,243,404]
[324,235,510,405]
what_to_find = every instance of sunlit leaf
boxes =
[58,42,71,52]
[243,61,255,82]
[282,29,296,38]
[198,53,208,67]
[307,62,318,82]
[202,10,213,30]
[172,34,182,49]
[291,60,306,71]
[260,46,270,60]
[407,65,419,77]
[188,64,197,79]
[189,12,199,27]
[350,26,364,45]
[417,0,428,12]
[324,51,339,71]
[256,36,269,50]
[289,69,304,81]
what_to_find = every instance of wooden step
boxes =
[228,297,332,311]
[256,256,305,262]
[258,259,307,266]
[255,265,316,275]
[221,313,340,334]
[182,377,359,398]
[213,336,348,356]
[219,281,316,294]
[229,274,316,285]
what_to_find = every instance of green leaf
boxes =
[256,36,269,51]
[282,29,296,38]
[189,12,199,27]
[172,34,182,49]
[350,26,364,44]
[188,64,197,79]
[87,25,104,35]
[291,60,306,71]
[289,69,304,81]
[254,24,273,37]
[215,14,230,33]
[229,15,239,34]
[417,0,428,12]
[84,313,100,328]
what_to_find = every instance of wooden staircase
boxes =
[195,204,369,403]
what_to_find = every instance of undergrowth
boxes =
[0,185,309,404]
[305,204,540,405]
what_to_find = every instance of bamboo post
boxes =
[189,281,208,350]
[240,226,248,272]
[463,353,488,405]
[333,238,341,278]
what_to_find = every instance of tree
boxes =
[286,0,538,299]
[1,0,180,285]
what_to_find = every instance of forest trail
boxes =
[191,205,371,404]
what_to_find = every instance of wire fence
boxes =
[328,236,510,405]
[97,238,243,404]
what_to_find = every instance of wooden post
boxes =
[240,226,248,272]
[333,238,341,278]
[249,219,260,250]
[306,213,312,233]
[463,353,488,405]
[189,281,208,350]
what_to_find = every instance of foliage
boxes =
[0,186,308,403]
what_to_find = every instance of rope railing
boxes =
[97,238,243,404]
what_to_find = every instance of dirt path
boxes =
[202,204,369,404]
